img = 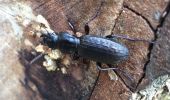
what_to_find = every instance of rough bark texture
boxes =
[124,0,169,29]
[0,0,170,100]
[137,6,170,91]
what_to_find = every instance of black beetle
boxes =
[41,31,129,70]
[39,11,154,71]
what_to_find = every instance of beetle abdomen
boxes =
[78,35,129,64]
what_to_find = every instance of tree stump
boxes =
[0,0,170,100]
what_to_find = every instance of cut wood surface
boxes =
[0,0,170,100]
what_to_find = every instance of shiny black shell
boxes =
[78,35,129,64]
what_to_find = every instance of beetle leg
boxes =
[85,1,103,25]
[30,53,44,65]
[105,35,119,42]
[67,19,77,34]
[96,62,118,71]
[97,62,135,84]
[84,24,90,35]
[84,1,104,35]
[71,52,80,60]
[106,34,154,43]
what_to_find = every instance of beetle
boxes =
[40,21,153,71]
[40,30,130,70]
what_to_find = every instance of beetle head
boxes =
[41,32,59,49]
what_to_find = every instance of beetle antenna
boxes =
[107,34,154,44]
